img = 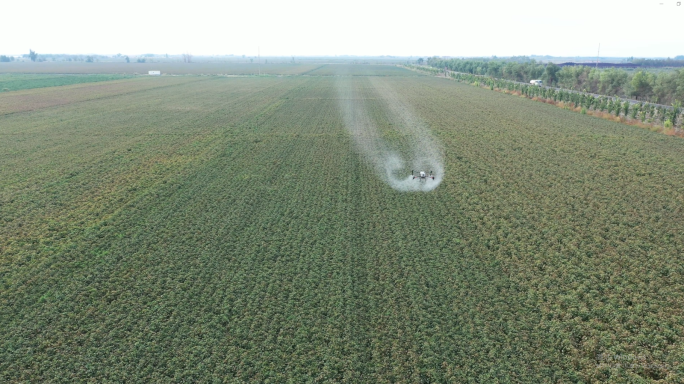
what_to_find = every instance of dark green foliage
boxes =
[671,101,682,125]
[545,62,560,85]
[631,71,654,100]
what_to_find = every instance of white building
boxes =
[148,70,161,76]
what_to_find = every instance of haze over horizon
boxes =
[3,0,682,58]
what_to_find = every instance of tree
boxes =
[85,56,94,63]
[598,69,629,97]
[417,58,424,65]
[544,63,560,86]
[614,99,622,116]
[0,55,12,62]
[182,53,193,63]
[671,101,682,125]
[630,71,653,100]
[124,55,130,63]
[29,49,38,62]
[136,58,146,63]
[623,101,630,117]
[487,61,502,78]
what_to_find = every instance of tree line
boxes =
[407,64,682,132]
[427,57,684,106]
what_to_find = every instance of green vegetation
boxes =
[428,58,684,105]
[632,57,684,68]
[411,66,683,131]
[1,66,683,382]
[0,74,132,92]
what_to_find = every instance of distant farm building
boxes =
[148,70,161,76]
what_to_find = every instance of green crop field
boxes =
[1,64,683,382]
[0,74,132,92]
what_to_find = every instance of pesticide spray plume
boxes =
[337,77,444,192]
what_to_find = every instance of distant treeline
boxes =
[558,62,639,68]
[0,53,165,63]
[427,57,684,105]
[633,57,684,67]
[19,53,112,62]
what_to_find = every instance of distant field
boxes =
[305,63,418,76]
[1,65,683,382]
[0,61,324,75]
[0,73,132,92]
[0,77,201,115]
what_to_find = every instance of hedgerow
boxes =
[407,65,683,136]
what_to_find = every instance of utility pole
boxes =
[596,43,600,70]
[258,46,261,76]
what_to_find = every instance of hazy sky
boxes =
[3,0,682,57]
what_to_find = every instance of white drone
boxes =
[412,170,435,181]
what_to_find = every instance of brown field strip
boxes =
[0,77,203,115]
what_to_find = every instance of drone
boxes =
[412,170,435,181]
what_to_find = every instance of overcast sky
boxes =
[2,0,682,57]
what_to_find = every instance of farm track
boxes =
[1,67,683,382]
